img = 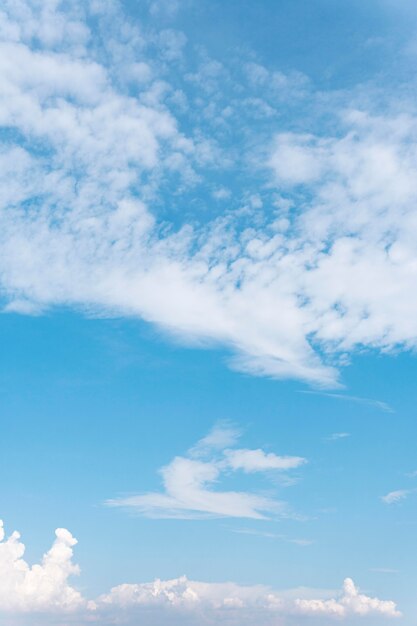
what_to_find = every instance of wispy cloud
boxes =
[107,425,306,519]
[381,489,414,504]
[301,391,394,413]
[100,575,401,621]
[0,520,84,612]
[324,432,351,442]
[189,422,241,457]
[224,448,307,472]
[232,528,313,546]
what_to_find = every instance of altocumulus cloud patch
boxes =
[2,0,417,387]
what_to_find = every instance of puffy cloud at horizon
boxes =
[0,0,417,388]
[0,520,401,624]
[0,520,84,613]
[100,575,402,622]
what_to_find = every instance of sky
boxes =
[1,0,417,624]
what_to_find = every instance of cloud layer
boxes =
[1,0,417,387]
[0,520,401,624]
[107,425,306,519]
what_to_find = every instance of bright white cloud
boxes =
[301,391,394,412]
[294,577,401,617]
[1,0,417,390]
[0,0,336,388]
[0,520,401,623]
[224,448,306,472]
[0,520,84,613]
[107,426,305,519]
[190,423,241,456]
[108,455,281,519]
[233,527,313,546]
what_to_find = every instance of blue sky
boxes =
[1,1,417,624]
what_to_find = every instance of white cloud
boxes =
[108,455,281,519]
[107,426,305,519]
[190,423,241,457]
[2,0,417,390]
[0,520,401,623]
[293,577,400,618]
[100,575,401,621]
[0,520,84,613]
[232,527,313,546]
[0,0,337,388]
[224,448,306,472]
[212,187,232,200]
[325,432,351,442]
[381,489,413,504]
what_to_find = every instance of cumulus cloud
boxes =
[0,520,401,623]
[0,0,336,388]
[0,520,84,613]
[99,575,401,622]
[301,391,393,412]
[293,577,400,618]
[107,425,306,519]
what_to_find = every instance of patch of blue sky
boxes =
[1,1,417,623]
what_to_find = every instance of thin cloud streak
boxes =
[324,432,351,442]
[301,391,394,413]
[232,528,313,546]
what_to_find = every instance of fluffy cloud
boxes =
[0,0,336,388]
[294,577,400,618]
[0,520,84,612]
[107,425,305,519]
[1,0,417,389]
[0,520,401,623]
[224,448,306,472]
[99,575,401,622]
[381,489,413,504]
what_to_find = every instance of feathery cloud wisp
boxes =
[381,489,413,504]
[3,1,417,387]
[107,425,306,519]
